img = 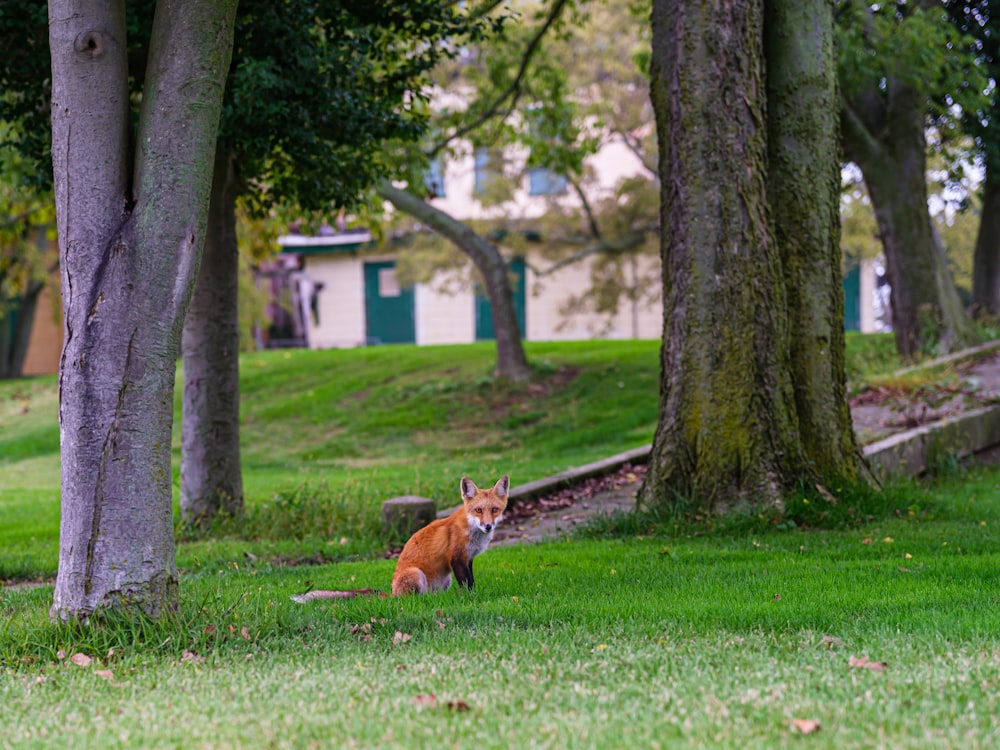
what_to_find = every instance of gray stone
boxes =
[382,495,437,539]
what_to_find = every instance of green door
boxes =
[475,257,526,341]
[364,261,415,344]
[843,264,861,332]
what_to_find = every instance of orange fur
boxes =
[291,475,509,602]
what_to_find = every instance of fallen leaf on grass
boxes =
[94,669,114,681]
[414,694,437,708]
[820,635,842,649]
[849,655,887,671]
[180,650,204,664]
[240,626,252,641]
[69,653,93,668]
[791,718,821,735]
[413,694,471,712]
[393,631,412,645]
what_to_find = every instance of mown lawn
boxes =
[0,334,898,577]
[2,463,1000,748]
[9,332,1000,748]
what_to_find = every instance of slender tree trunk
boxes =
[766,0,863,478]
[375,181,531,382]
[642,0,805,510]
[972,167,1000,318]
[180,148,244,522]
[841,85,977,360]
[49,0,237,621]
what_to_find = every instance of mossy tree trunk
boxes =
[180,148,244,523]
[641,0,864,512]
[766,0,861,479]
[841,82,977,360]
[972,167,1000,319]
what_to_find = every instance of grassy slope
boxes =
[2,339,666,575]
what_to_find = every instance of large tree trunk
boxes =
[48,0,237,621]
[180,148,244,522]
[376,181,531,382]
[642,0,803,509]
[766,0,862,478]
[641,0,863,511]
[972,167,1000,318]
[840,83,977,360]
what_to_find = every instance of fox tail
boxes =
[291,588,384,603]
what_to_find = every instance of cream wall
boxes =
[525,253,662,341]
[295,250,662,349]
[301,254,366,348]
[415,283,476,345]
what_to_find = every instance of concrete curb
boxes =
[436,445,652,519]
[434,352,1000,517]
[892,339,1000,377]
[862,404,1000,479]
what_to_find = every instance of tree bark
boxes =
[376,180,532,382]
[972,166,1000,318]
[180,148,244,523]
[48,0,237,621]
[766,0,863,478]
[642,0,805,510]
[840,77,977,360]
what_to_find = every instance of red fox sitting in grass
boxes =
[292,475,509,601]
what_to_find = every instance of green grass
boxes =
[0,336,903,579]
[3,465,1000,748]
[6,334,1000,747]
[1,340,665,577]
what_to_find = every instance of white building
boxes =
[269,139,664,349]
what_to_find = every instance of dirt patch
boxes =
[492,463,645,546]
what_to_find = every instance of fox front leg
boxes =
[452,558,474,590]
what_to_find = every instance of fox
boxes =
[291,474,509,602]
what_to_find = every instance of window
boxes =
[378,267,400,298]
[473,147,492,196]
[527,167,568,196]
[423,158,445,198]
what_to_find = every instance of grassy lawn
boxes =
[8,332,1000,747]
[0,334,898,575]
[3,464,1000,748]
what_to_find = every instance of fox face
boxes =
[461,474,509,535]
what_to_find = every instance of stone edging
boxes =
[862,404,1000,479]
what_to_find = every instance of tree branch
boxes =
[375,180,498,270]
[839,93,884,168]
[427,0,571,158]
[524,229,652,278]
[611,128,658,178]
[568,175,602,240]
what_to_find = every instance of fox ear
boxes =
[493,475,510,498]
[461,476,479,501]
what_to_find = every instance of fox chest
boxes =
[464,525,494,560]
